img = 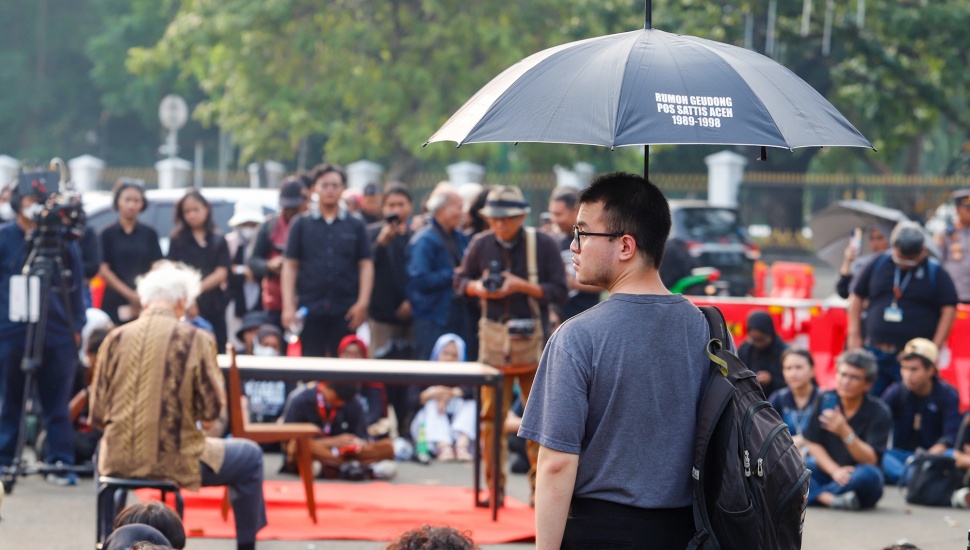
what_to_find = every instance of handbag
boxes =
[477,227,544,374]
[903,452,967,507]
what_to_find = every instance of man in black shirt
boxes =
[282,163,373,358]
[848,221,958,395]
[366,184,413,357]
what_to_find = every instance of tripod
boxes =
[1,228,87,493]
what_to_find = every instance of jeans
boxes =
[412,317,447,362]
[806,456,884,509]
[301,315,352,358]
[0,337,77,466]
[866,345,901,397]
[200,438,267,544]
[562,498,694,550]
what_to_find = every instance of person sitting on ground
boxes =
[738,311,788,396]
[337,335,395,440]
[280,380,396,480]
[768,349,819,454]
[89,261,266,550]
[385,525,479,550]
[103,524,173,550]
[880,338,961,485]
[409,334,476,462]
[113,501,186,550]
[236,310,270,354]
[803,349,892,511]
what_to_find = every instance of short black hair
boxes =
[550,187,579,210]
[578,172,670,268]
[111,178,148,212]
[87,326,114,355]
[113,501,186,549]
[310,163,347,187]
[329,382,361,403]
[382,183,412,205]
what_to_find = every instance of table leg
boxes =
[473,385,481,507]
[492,379,502,521]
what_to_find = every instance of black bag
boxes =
[904,453,966,507]
[688,306,811,550]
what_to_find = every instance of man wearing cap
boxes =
[226,202,266,346]
[936,189,970,303]
[848,221,959,396]
[248,177,306,329]
[359,182,383,224]
[879,338,961,484]
[455,185,567,506]
[282,163,373,358]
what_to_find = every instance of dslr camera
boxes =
[482,260,506,293]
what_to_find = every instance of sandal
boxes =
[454,436,474,462]
[437,443,456,462]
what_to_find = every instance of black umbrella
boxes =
[426,5,873,175]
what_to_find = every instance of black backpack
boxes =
[688,306,811,550]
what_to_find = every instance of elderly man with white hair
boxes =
[89,261,266,550]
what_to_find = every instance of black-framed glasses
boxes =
[572,225,626,252]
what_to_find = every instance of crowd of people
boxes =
[3,164,970,548]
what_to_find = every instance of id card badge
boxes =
[884,304,904,323]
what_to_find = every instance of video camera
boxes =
[13,159,86,247]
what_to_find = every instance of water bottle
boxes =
[416,423,431,465]
[286,306,308,344]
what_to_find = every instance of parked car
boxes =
[668,200,760,297]
[83,187,280,254]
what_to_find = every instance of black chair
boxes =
[95,476,184,549]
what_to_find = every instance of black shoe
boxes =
[510,453,530,474]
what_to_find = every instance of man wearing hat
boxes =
[880,338,961,484]
[455,185,567,506]
[248,178,307,329]
[359,182,383,224]
[936,189,970,303]
[226,201,266,347]
[848,221,959,396]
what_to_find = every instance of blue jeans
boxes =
[412,317,447,362]
[201,438,267,544]
[0,336,77,466]
[806,456,884,509]
[866,346,900,397]
[883,448,955,485]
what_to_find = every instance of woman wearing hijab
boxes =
[409,334,476,462]
[738,311,788,396]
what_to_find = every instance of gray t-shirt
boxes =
[519,293,710,508]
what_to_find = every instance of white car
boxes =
[83,187,280,254]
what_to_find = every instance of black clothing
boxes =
[738,311,787,396]
[367,220,412,324]
[247,215,279,280]
[563,498,694,550]
[804,390,892,465]
[167,230,231,351]
[852,253,958,348]
[282,385,368,439]
[300,315,352,358]
[79,225,101,279]
[659,237,696,289]
[284,212,372,318]
[99,221,163,324]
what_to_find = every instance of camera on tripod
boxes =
[17,162,86,247]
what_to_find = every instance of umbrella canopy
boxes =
[808,200,937,269]
[426,28,873,153]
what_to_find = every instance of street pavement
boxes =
[5,256,968,549]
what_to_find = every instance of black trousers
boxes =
[301,315,352,358]
[562,497,694,550]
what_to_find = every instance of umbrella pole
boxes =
[645,0,652,29]
[644,144,649,179]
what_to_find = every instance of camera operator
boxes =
[0,172,86,485]
[454,185,567,506]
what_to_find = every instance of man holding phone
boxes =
[367,184,414,356]
[803,349,892,511]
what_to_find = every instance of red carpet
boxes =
[137,481,536,544]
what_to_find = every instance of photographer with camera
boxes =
[455,185,567,506]
[367,184,414,356]
[0,170,86,486]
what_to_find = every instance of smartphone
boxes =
[850,227,863,255]
[385,213,401,225]
[820,392,840,413]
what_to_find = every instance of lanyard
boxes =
[315,383,338,435]
[892,266,914,304]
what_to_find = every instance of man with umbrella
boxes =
[936,189,970,304]
[847,222,958,396]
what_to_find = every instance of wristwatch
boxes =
[842,432,857,445]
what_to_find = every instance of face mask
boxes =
[253,342,280,357]
[0,202,13,221]
[238,226,256,241]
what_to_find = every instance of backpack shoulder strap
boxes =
[698,305,730,376]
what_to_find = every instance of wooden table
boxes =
[217,354,506,520]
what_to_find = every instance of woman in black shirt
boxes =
[167,191,231,351]
[98,180,162,324]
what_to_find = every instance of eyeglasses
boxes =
[572,225,626,252]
